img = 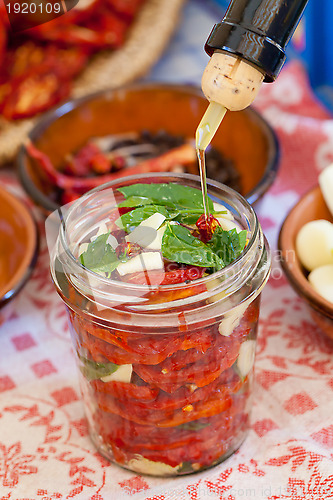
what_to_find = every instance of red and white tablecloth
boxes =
[0,61,333,500]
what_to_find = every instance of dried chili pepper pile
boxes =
[0,0,146,120]
[27,130,241,205]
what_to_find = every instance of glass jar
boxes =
[50,173,271,476]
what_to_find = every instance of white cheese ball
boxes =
[308,264,333,304]
[319,163,333,217]
[296,220,333,271]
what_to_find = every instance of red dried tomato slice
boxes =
[78,323,214,366]
[28,10,128,49]
[125,266,206,286]
[0,43,88,120]
[133,336,240,393]
[0,69,70,120]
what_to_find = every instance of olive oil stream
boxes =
[195,102,227,219]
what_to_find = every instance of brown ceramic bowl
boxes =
[278,185,333,339]
[18,83,279,214]
[0,185,39,323]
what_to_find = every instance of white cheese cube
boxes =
[127,456,180,476]
[237,340,256,378]
[78,242,89,255]
[126,213,166,249]
[117,252,164,276]
[213,202,234,220]
[106,234,118,249]
[217,218,243,233]
[140,212,166,229]
[218,301,250,336]
[91,222,109,241]
[101,364,132,383]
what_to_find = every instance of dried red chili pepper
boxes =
[26,141,196,193]
[196,214,220,243]
[64,142,111,177]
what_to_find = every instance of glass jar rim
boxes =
[58,172,260,292]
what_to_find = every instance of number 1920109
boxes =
[6,2,62,14]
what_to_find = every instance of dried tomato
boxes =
[125,266,206,286]
[0,69,71,120]
[28,8,128,49]
[133,340,239,394]
[76,317,214,366]
[0,43,88,120]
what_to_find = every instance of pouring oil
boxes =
[195,102,227,219]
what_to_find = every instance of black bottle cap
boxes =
[205,0,308,83]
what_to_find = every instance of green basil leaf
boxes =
[208,227,247,266]
[177,421,210,431]
[78,354,119,381]
[177,462,195,473]
[162,223,224,269]
[80,233,120,273]
[118,196,152,208]
[118,183,214,211]
[116,204,170,232]
[170,211,205,225]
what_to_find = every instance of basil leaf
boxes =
[118,196,152,208]
[116,204,170,232]
[78,355,119,381]
[80,233,120,273]
[177,421,210,431]
[170,211,205,225]
[177,462,195,473]
[118,183,214,211]
[162,223,224,269]
[208,227,247,266]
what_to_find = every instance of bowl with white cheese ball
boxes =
[278,164,333,339]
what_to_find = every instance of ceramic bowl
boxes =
[278,185,333,339]
[18,83,279,214]
[0,186,39,323]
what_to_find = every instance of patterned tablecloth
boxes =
[1,2,333,499]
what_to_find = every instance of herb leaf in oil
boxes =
[80,233,120,274]
[116,204,170,232]
[78,354,119,381]
[208,227,247,266]
[161,223,224,269]
[118,183,214,212]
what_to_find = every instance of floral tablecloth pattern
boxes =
[1,2,333,499]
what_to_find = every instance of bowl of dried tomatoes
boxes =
[18,83,279,214]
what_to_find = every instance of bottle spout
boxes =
[195,101,227,151]
[201,52,265,112]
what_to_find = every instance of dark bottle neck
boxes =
[205,0,309,82]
